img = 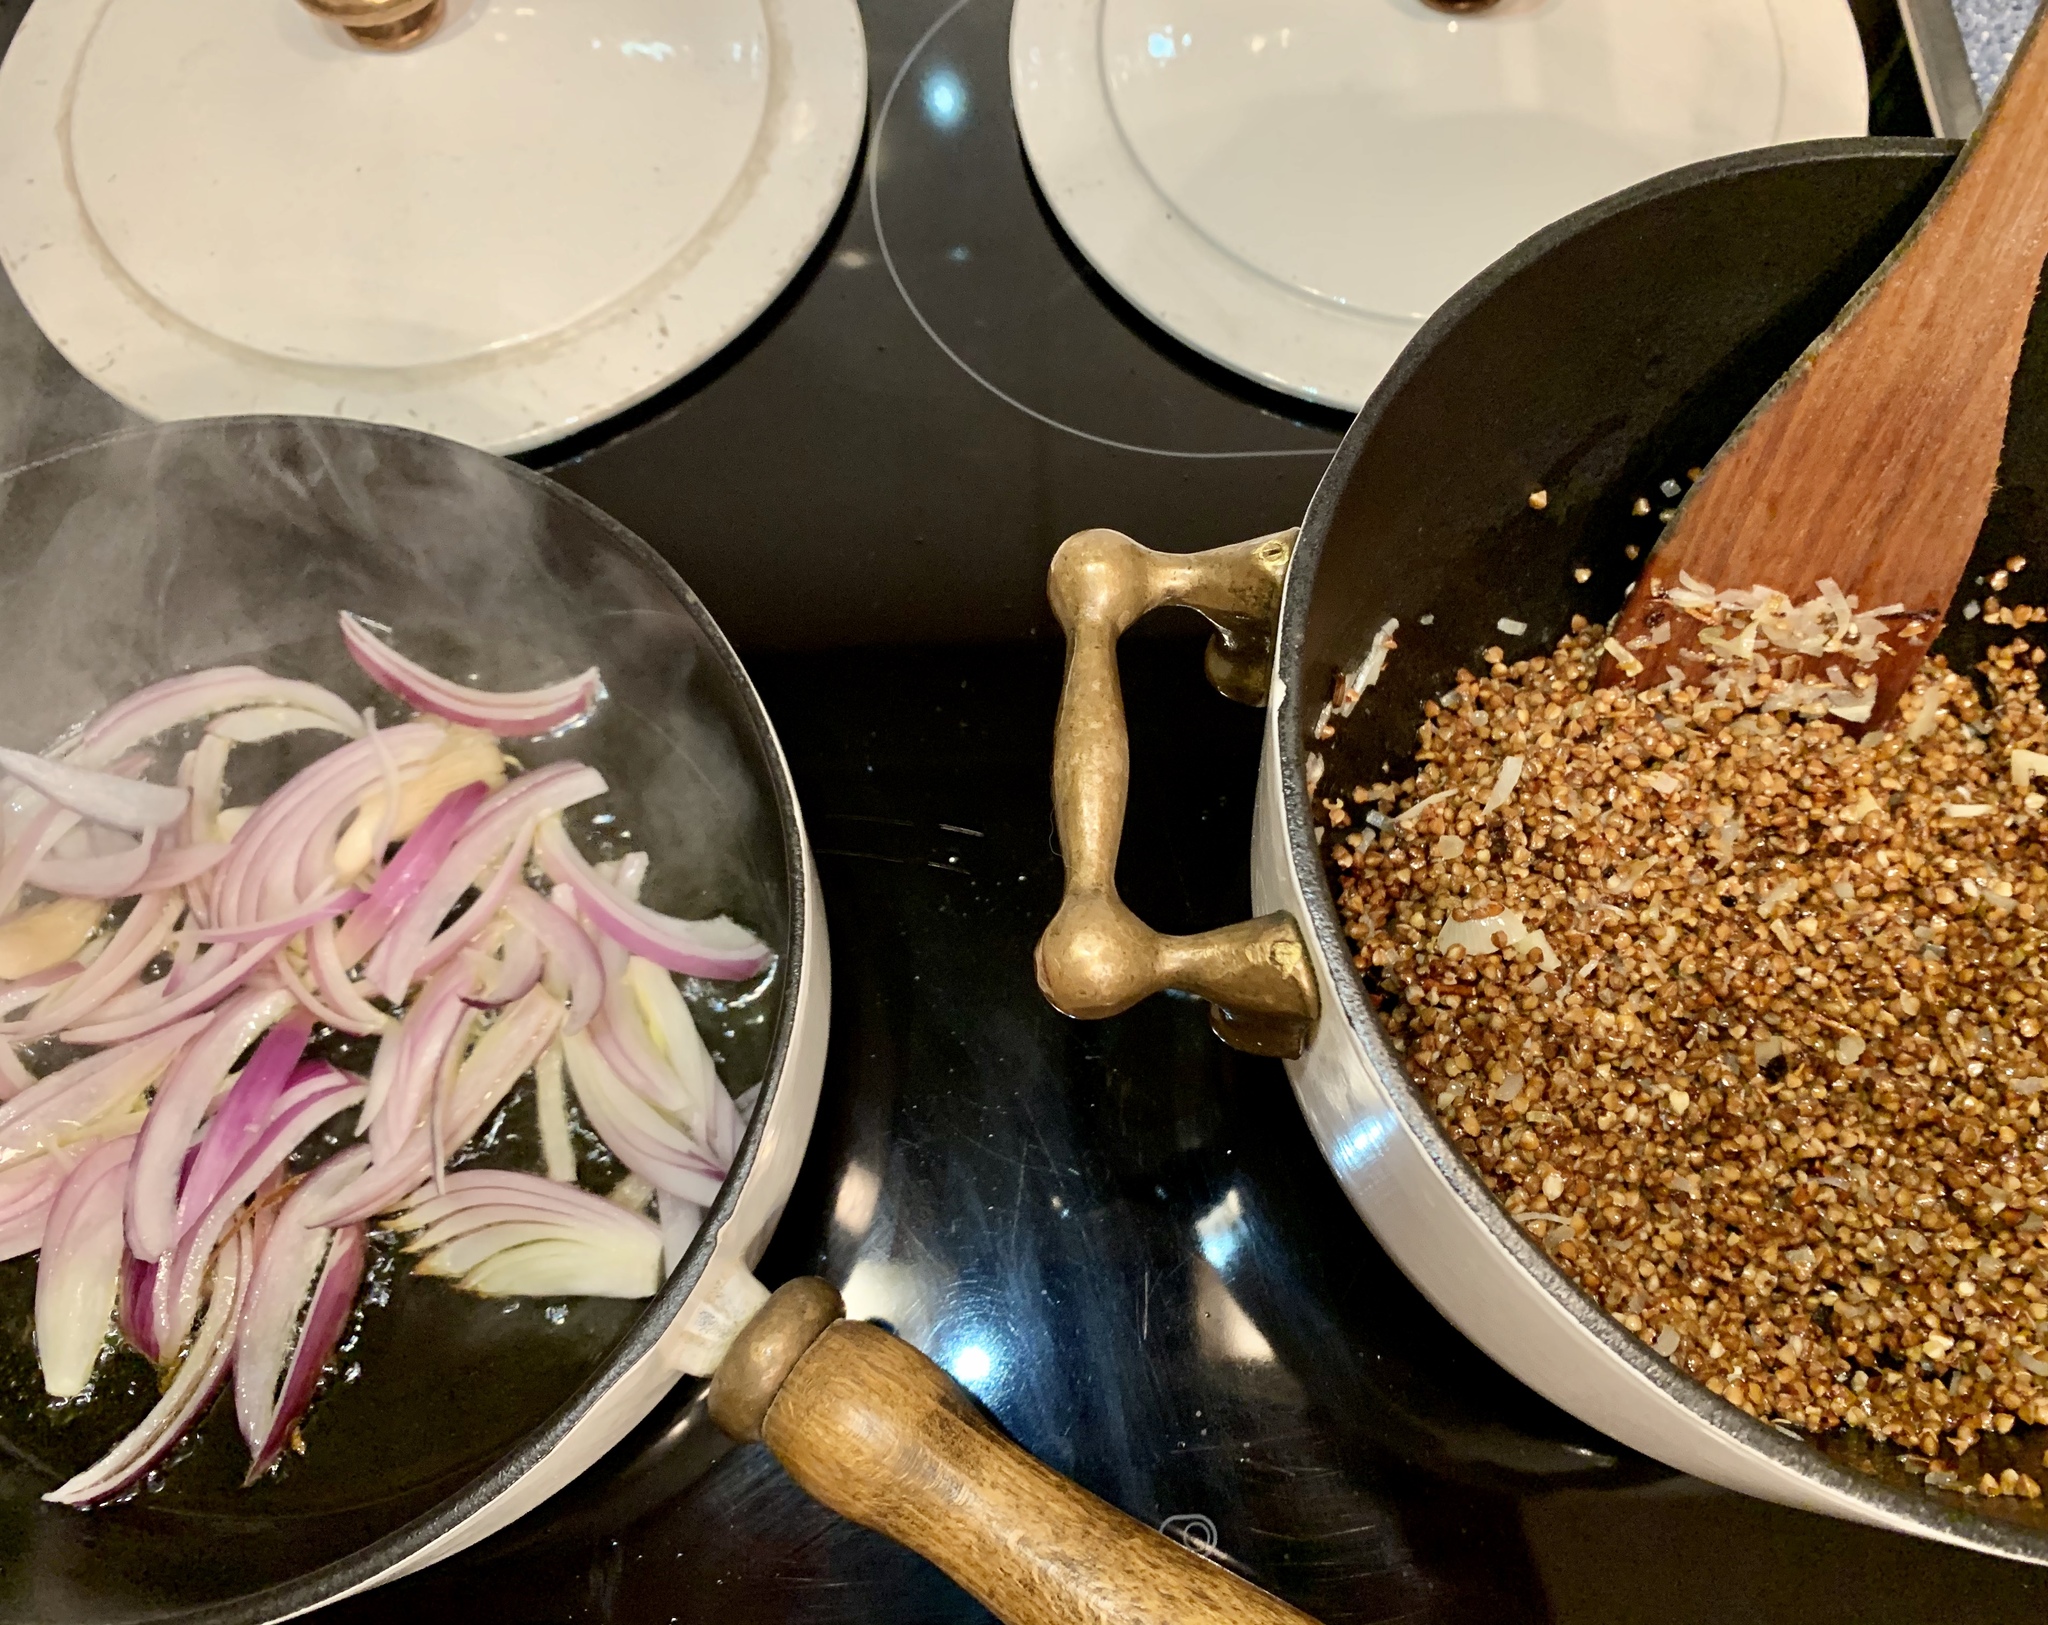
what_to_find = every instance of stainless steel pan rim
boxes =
[1266,138,2048,1563]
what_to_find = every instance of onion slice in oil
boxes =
[339,613,602,737]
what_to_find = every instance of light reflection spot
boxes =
[951,1345,992,1383]
[921,66,968,129]
[1330,1114,1393,1177]
[1147,29,1175,58]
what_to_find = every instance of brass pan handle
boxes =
[296,0,444,50]
[711,1280,1320,1625]
[1034,529,1318,1059]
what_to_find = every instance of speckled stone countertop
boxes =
[1956,0,2042,98]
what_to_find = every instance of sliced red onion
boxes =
[0,748,188,834]
[0,961,82,1018]
[414,832,533,988]
[361,712,401,876]
[59,932,288,1047]
[46,1224,249,1507]
[125,987,297,1259]
[463,923,544,1010]
[0,1041,32,1102]
[209,722,444,932]
[153,1072,363,1361]
[63,668,364,769]
[338,613,602,737]
[27,828,156,899]
[502,887,603,1034]
[206,705,359,746]
[248,1219,364,1481]
[0,1016,210,1169]
[534,1042,575,1182]
[621,957,742,1162]
[35,1135,136,1397]
[180,734,232,854]
[601,852,649,904]
[559,1032,724,1206]
[332,780,487,967]
[159,917,202,996]
[174,1010,317,1236]
[7,891,180,1040]
[0,1150,69,1261]
[300,919,390,1035]
[448,1227,658,1298]
[395,1169,660,1297]
[197,888,363,945]
[32,837,227,901]
[307,989,562,1226]
[235,1146,370,1469]
[0,803,81,918]
[143,843,230,895]
[367,764,604,1001]
[591,978,698,1124]
[120,1248,160,1362]
[391,1168,657,1240]
[361,958,477,1155]
[534,818,769,982]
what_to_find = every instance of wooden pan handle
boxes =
[708,1280,1319,1625]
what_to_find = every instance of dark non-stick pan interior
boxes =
[0,418,798,1622]
[1282,137,2048,1549]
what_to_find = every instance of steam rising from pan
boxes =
[0,416,777,945]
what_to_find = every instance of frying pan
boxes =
[0,417,1311,1624]
[1038,135,2048,1563]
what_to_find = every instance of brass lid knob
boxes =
[297,0,445,51]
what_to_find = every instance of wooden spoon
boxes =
[1603,12,2048,725]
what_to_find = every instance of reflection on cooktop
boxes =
[870,0,1335,458]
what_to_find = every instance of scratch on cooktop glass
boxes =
[873,0,1335,463]
[815,848,972,877]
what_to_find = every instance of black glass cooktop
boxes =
[4,0,2043,1618]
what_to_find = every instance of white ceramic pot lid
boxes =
[0,0,868,452]
[1011,0,1869,410]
